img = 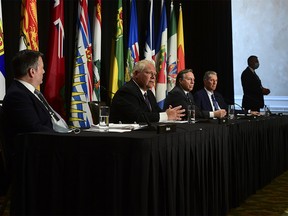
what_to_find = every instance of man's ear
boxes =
[27,68,35,78]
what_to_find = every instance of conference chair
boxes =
[88,101,106,125]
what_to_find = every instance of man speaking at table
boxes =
[110,60,185,124]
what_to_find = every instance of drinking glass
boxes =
[228,105,235,119]
[99,106,109,132]
[187,105,196,124]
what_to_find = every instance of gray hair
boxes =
[203,71,217,81]
[132,59,155,76]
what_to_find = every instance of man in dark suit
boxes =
[110,60,185,124]
[2,50,57,156]
[194,71,228,117]
[164,69,226,119]
[241,55,270,111]
[2,50,59,177]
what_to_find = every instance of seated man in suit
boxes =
[164,69,226,119]
[2,50,69,160]
[194,71,228,118]
[110,60,185,123]
[194,70,259,116]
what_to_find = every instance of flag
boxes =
[43,0,66,118]
[167,1,177,92]
[92,0,101,101]
[109,0,124,99]
[69,0,94,128]
[125,0,139,82]
[0,1,5,100]
[177,3,185,72]
[155,0,167,109]
[19,0,39,51]
[144,0,155,62]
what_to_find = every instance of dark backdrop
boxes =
[2,0,233,108]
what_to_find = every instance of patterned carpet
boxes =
[228,170,288,216]
[1,170,288,216]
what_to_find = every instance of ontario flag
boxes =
[109,0,124,100]
[69,0,94,128]
[167,1,177,92]
[43,0,66,118]
[177,3,185,72]
[0,1,5,100]
[155,0,167,109]
[125,0,139,82]
[92,0,101,101]
[19,0,39,51]
[144,0,155,63]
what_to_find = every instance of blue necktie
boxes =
[211,94,220,110]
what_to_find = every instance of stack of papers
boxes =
[83,123,145,133]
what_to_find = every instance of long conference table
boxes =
[11,116,288,215]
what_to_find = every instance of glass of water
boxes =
[228,105,235,119]
[187,105,196,124]
[99,106,109,132]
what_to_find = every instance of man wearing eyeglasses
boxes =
[110,59,185,123]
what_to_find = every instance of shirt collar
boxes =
[15,79,36,94]
[132,79,148,96]
[204,88,214,96]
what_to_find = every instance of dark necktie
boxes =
[211,94,220,110]
[186,93,192,105]
[144,92,152,112]
[34,89,60,121]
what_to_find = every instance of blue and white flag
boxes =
[125,0,139,82]
[144,0,155,63]
[69,0,94,128]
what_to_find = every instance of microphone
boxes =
[225,98,248,116]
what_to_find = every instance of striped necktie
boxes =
[34,89,60,121]
[144,92,152,112]
[211,94,220,110]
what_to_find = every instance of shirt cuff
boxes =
[209,111,214,118]
[159,112,168,122]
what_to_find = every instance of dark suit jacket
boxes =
[110,79,162,123]
[2,80,54,160]
[164,85,207,119]
[194,88,228,111]
[241,67,264,111]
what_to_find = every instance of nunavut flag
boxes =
[69,0,94,128]
[43,0,66,118]
[19,0,38,51]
